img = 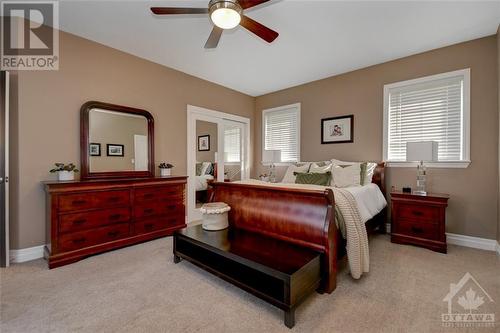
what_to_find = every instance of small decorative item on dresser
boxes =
[158,162,174,176]
[49,163,79,181]
[390,191,449,253]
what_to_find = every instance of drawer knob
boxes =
[107,231,120,237]
[143,193,154,199]
[109,214,121,220]
[73,237,86,244]
[144,223,154,230]
[73,219,86,225]
[144,208,154,214]
[411,226,423,233]
[412,211,423,216]
[167,205,176,210]
[72,200,87,205]
[108,196,120,202]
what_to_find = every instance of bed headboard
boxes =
[372,162,386,195]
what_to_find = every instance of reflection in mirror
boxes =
[89,109,149,173]
[224,124,242,182]
[195,120,217,208]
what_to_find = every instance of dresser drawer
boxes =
[394,219,439,240]
[135,215,185,234]
[59,207,130,233]
[58,190,130,212]
[58,223,130,252]
[134,201,184,219]
[135,185,183,203]
[395,203,439,224]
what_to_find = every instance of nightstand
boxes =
[390,191,449,253]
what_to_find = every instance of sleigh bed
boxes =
[208,162,386,293]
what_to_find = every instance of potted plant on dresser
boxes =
[49,163,79,181]
[159,163,174,177]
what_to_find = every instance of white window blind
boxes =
[224,126,241,163]
[385,71,469,163]
[263,105,300,162]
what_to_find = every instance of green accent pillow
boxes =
[195,163,203,176]
[294,172,332,186]
[360,162,368,186]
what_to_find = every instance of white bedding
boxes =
[195,174,214,191]
[234,180,387,223]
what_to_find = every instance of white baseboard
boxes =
[446,233,497,252]
[9,245,45,263]
[496,241,500,256]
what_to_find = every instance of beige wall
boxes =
[89,110,148,172]
[196,120,218,163]
[11,29,254,249]
[255,36,499,240]
[497,26,500,243]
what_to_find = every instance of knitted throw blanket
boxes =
[333,188,370,279]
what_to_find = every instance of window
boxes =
[224,126,241,163]
[383,69,470,167]
[262,103,301,163]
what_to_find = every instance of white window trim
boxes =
[261,103,301,164]
[382,68,471,168]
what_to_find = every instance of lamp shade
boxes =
[406,141,438,162]
[263,150,281,163]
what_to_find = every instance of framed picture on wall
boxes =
[107,144,124,157]
[198,135,210,151]
[89,143,101,156]
[321,115,354,144]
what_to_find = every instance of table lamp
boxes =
[406,141,438,195]
[263,150,281,183]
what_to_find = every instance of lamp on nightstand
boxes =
[263,150,281,183]
[406,141,438,195]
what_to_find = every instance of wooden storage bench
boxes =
[174,224,322,328]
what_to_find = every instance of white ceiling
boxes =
[57,0,500,96]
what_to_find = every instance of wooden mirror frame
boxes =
[80,101,155,180]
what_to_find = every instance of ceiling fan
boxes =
[151,0,279,49]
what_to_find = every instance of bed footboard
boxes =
[210,182,338,293]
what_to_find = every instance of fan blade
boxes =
[238,0,270,9]
[150,7,208,15]
[239,15,278,43]
[205,26,223,49]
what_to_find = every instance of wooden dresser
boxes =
[44,176,187,268]
[390,191,449,253]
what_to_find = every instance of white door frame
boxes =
[187,105,250,222]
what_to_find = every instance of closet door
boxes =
[0,71,9,267]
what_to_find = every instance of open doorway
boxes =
[187,105,250,222]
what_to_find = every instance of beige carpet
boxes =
[1,235,499,333]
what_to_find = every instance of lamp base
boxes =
[412,190,427,196]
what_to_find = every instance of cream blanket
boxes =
[234,180,371,279]
[332,188,370,279]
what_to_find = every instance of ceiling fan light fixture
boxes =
[209,0,242,30]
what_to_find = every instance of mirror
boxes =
[80,101,154,180]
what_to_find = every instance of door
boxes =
[187,106,250,223]
[133,134,148,171]
[0,71,9,267]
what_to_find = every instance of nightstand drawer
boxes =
[395,204,439,224]
[395,219,439,240]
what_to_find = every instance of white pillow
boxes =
[364,162,377,185]
[331,164,361,188]
[309,162,332,174]
[331,158,356,166]
[200,162,211,176]
[282,163,310,183]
